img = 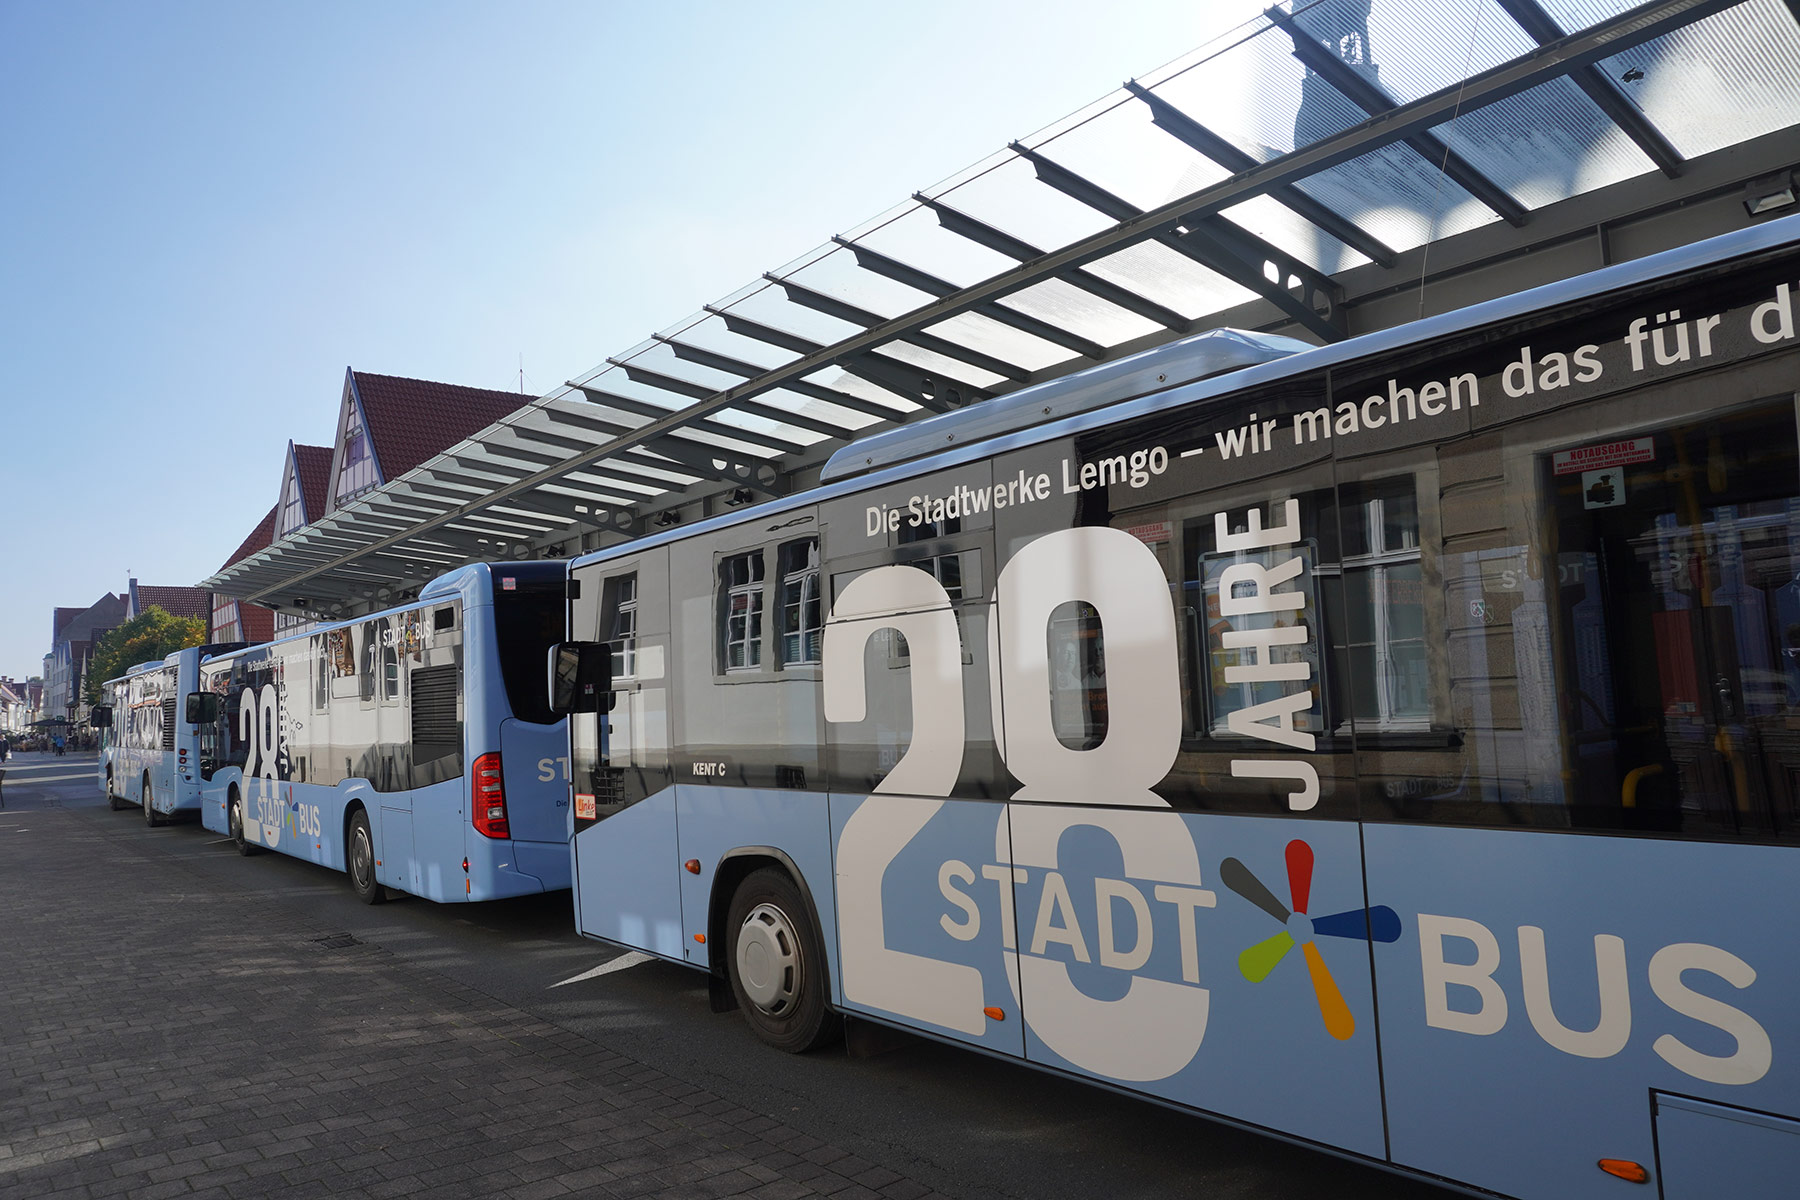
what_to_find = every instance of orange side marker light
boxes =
[694,933,706,944]
[983,1006,1004,1021]
[1597,1159,1649,1184]
[684,859,701,874]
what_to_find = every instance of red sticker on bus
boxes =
[501,577,517,591]
[1552,437,1653,475]
[575,793,596,820]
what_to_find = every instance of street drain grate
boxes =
[308,932,361,950]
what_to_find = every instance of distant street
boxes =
[0,760,1453,1199]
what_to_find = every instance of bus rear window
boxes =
[494,584,565,725]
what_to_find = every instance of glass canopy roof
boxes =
[208,0,1800,613]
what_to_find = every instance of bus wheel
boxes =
[142,777,164,828]
[727,868,840,1053]
[106,769,126,811]
[347,811,385,905]
[228,789,258,857]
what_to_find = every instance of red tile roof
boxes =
[52,607,86,640]
[218,505,277,572]
[350,371,527,482]
[293,443,333,522]
[137,586,211,623]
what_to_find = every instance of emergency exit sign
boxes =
[1553,436,1654,475]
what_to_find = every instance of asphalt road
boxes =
[2,753,1456,1200]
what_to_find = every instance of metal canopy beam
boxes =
[1264,5,1528,225]
[911,193,1192,332]
[1010,142,1346,341]
[1495,0,1685,177]
[238,0,1732,608]
[1121,80,1398,269]
[576,383,808,457]
[827,236,1105,362]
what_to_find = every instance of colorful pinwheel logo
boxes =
[1219,840,1401,1041]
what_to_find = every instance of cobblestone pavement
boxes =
[0,807,952,1200]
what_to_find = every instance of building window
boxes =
[1325,477,1427,729]
[335,400,379,503]
[604,574,638,679]
[779,539,822,666]
[721,552,764,671]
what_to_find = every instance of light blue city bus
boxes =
[552,216,1800,1199]
[193,562,571,903]
[94,643,248,825]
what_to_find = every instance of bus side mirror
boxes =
[185,693,220,724]
[548,643,613,715]
[90,704,113,728]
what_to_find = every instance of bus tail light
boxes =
[472,753,510,839]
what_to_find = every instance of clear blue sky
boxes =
[0,0,1262,681]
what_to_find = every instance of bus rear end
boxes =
[461,563,572,900]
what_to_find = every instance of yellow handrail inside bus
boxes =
[1621,763,1662,809]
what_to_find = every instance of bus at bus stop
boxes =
[185,561,571,904]
[548,216,1800,1200]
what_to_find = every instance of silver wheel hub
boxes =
[737,903,800,1015]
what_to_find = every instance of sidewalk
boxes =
[0,808,949,1200]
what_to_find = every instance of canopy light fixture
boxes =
[1745,170,1796,216]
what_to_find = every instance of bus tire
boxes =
[106,769,127,811]
[142,776,165,828]
[228,788,258,856]
[347,810,385,905]
[726,868,840,1054]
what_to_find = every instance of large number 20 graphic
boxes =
[825,526,1212,1077]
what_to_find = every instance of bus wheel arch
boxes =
[717,855,840,1053]
[142,773,163,827]
[345,803,385,905]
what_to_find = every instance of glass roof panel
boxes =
[562,472,665,499]
[780,243,936,320]
[666,429,781,461]
[1028,96,1233,217]
[1206,191,1368,274]
[1424,74,1653,209]
[931,154,1115,253]
[1539,0,1687,34]
[1284,139,1497,252]
[853,204,1022,289]
[722,284,869,346]
[759,386,885,432]
[666,315,799,373]
[875,340,1007,390]
[1288,0,1536,106]
[919,310,1074,373]
[1581,0,1800,159]
[801,367,921,416]
[1149,17,1319,162]
[999,276,1165,347]
[1082,239,1258,319]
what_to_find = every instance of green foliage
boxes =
[84,607,207,705]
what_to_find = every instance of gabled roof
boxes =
[56,595,126,647]
[52,607,86,640]
[136,586,210,623]
[293,443,333,522]
[219,506,278,572]
[349,371,528,482]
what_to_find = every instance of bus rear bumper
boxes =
[467,837,571,900]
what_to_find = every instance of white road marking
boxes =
[2,772,97,784]
[0,761,98,774]
[203,838,232,845]
[551,951,653,988]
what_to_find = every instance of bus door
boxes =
[1547,400,1800,840]
[821,470,1024,1058]
[569,547,681,958]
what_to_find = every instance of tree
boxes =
[85,607,207,705]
